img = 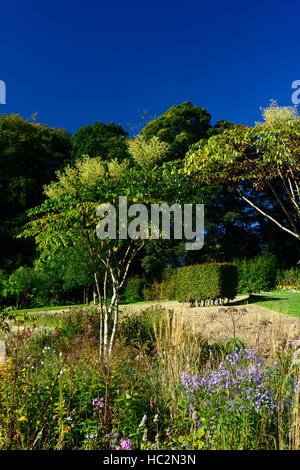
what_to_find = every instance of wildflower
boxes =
[93,397,104,408]
[181,348,294,418]
[120,439,133,450]
[153,414,159,423]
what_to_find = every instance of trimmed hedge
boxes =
[176,263,237,304]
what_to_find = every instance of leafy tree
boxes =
[128,135,170,171]
[185,101,300,242]
[2,266,36,307]
[207,119,236,137]
[0,113,71,271]
[21,130,210,356]
[71,121,129,162]
[142,101,211,161]
[59,241,97,304]
[21,145,171,356]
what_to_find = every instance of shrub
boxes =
[122,276,145,303]
[276,266,300,290]
[143,270,177,301]
[143,282,161,301]
[176,263,237,304]
[236,254,278,294]
[117,308,163,347]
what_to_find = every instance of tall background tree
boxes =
[141,101,211,161]
[71,121,129,162]
[0,113,71,273]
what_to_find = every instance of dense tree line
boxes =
[0,101,299,313]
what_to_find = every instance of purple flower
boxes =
[120,439,133,450]
[93,397,104,408]
[181,348,295,418]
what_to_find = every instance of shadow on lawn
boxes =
[226,294,286,307]
[246,294,286,305]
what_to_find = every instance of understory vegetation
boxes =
[0,307,299,450]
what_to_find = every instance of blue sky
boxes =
[1,0,299,134]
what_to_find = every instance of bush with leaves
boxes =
[236,255,278,294]
[276,266,300,290]
[122,276,145,303]
[143,269,177,301]
[176,263,237,304]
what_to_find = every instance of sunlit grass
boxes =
[252,291,300,318]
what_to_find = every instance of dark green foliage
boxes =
[0,113,71,272]
[143,269,177,301]
[276,266,300,290]
[236,254,278,294]
[118,308,171,350]
[207,119,237,137]
[142,101,211,161]
[122,276,145,303]
[118,309,157,346]
[176,263,238,303]
[71,121,129,162]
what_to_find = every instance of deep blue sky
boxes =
[1,0,299,135]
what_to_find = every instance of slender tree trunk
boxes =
[108,284,119,356]
[97,241,144,357]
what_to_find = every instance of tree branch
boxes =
[236,188,300,241]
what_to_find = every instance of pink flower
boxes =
[120,439,133,450]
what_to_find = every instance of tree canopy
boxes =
[71,121,129,162]
[141,101,211,161]
[0,113,71,272]
[185,101,300,241]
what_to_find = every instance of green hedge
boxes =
[176,263,237,304]
[236,255,278,294]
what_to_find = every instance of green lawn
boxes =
[250,291,300,318]
[9,304,85,314]
[7,291,300,319]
